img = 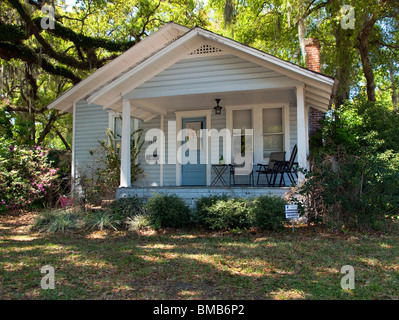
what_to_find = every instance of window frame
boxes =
[107,110,139,162]
[261,106,285,161]
[226,103,290,165]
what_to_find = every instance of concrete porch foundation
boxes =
[116,186,291,206]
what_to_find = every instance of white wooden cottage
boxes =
[47,23,335,201]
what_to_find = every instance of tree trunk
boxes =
[389,60,398,109]
[36,111,59,146]
[357,13,379,102]
[334,24,352,107]
[298,15,306,63]
[55,129,71,151]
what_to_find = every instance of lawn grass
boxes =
[0,212,398,300]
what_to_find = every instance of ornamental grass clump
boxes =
[84,209,121,231]
[32,209,79,233]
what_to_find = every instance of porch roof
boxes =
[46,22,189,113]
[47,23,335,117]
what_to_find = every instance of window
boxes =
[262,108,283,159]
[233,109,252,131]
[112,115,136,147]
[233,109,252,158]
[232,109,253,170]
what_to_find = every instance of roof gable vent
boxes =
[190,44,222,56]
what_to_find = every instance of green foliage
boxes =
[249,195,287,231]
[32,209,79,233]
[1,0,211,149]
[207,0,399,107]
[200,195,288,231]
[125,213,151,231]
[96,128,144,186]
[146,194,191,229]
[193,194,230,226]
[32,196,149,232]
[108,197,143,222]
[301,100,399,229]
[84,197,151,231]
[84,210,120,231]
[78,129,144,204]
[204,198,252,231]
[0,138,59,212]
[31,193,290,233]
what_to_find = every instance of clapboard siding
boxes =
[133,103,299,187]
[135,116,161,186]
[127,54,295,99]
[74,102,108,176]
[73,102,299,187]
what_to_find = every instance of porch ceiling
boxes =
[135,87,297,113]
[108,83,332,121]
[110,87,298,120]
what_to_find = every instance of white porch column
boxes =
[120,99,131,187]
[159,115,164,187]
[296,85,309,176]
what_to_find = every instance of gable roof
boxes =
[48,23,335,114]
[47,22,189,113]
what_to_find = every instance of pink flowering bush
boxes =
[0,138,59,212]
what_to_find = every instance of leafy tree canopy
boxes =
[0,0,398,150]
[0,0,209,147]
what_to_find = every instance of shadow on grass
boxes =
[0,215,398,300]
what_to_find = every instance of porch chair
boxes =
[229,163,254,186]
[255,151,286,186]
[272,144,298,187]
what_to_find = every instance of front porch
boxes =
[87,33,333,192]
[116,186,291,205]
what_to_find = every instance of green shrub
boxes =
[146,194,191,229]
[32,209,78,233]
[300,100,399,230]
[108,197,143,222]
[194,194,230,226]
[79,129,144,203]
[249,195,287,231]
[195,195,288,231]
[205,198,252,230]
[0,138,59,212]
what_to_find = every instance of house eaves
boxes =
[46,22,190,113]
[87,26,335,112]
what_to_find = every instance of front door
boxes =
[182,117,206,186]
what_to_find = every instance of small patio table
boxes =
[211,164,229,187]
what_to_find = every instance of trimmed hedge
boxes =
[195,194,288,231]
[204,197,253,230]
[194,193,230,226]
[32,194,289,232]
[145,194,191,229]
[249,195,287,231]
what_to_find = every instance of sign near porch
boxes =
[285,204,299,234]
[285,204,299,219]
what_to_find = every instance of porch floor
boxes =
[116,186,291,204]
